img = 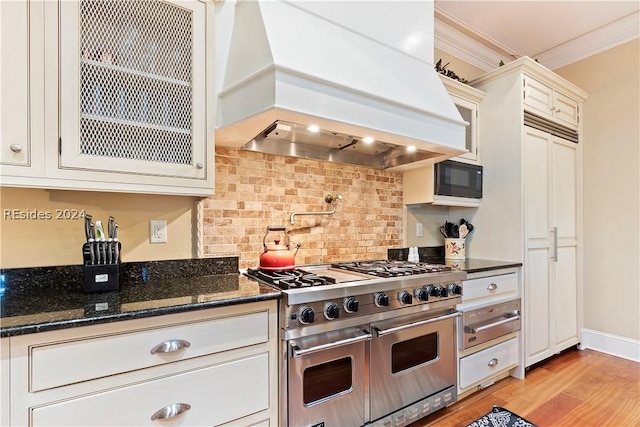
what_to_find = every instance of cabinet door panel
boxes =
[525,248,550,360]
[459,338,518,389]
[0,0,30,167]
[552,139,577,240]
[524,129,550,244]
[553,246,578,347]
[523,76,553,119]
[31,310,269,391]
[31,353,270,426]
[59,0,207,179]
[553,91,579,128]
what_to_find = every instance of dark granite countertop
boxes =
[387,247,522,274]
[441,258,522,274]
[0,258,280,338]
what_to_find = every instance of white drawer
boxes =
[30,310,269,392]
[462,272,517,301]
[31,353,270,426]
[459,338,518,389]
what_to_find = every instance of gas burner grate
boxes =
[331,260,451,277]
[246,268,337,290]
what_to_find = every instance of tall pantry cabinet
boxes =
[469,57,588,367]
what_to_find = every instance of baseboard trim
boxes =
[580,329,640,362]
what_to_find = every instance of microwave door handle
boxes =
[291,331,372,358]
[374,311,461,337]
[464,313,521,334]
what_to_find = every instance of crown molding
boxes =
[435,10,640,72]
[536,11,640,70]
[434,17,507,72]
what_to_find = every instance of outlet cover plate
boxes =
[150,220,167,243]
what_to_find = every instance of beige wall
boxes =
[204,148,403,270]
[0,188,195,268]
[434,48,486,82]
[556,39,640,341]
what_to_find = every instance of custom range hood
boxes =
[216,1,467,170]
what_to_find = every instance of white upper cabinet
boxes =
[1,0,32,170]
[1,0,215,196]
[439,75,484,163]
[523,75,580,130]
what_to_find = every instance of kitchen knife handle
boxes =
[150,339,191,355]
[150,403,191,421]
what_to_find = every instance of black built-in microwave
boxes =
[434,160,483,199]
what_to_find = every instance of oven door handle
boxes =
[291,331,373,358]
[374,311,461,337]
[464,313,521,334]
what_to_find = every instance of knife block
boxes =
[83,264,120,293]
[82,242,121,293]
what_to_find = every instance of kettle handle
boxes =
[263,225,288,250]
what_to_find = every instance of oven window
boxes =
[391,332,438,373]
[303,357,352,404]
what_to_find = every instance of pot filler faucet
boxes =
[290,193,343,224]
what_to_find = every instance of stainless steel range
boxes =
[245,260,466,427]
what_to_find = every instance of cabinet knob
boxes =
[488,358,499,367]
[150,403,191,421]
[9,144,23,153]
[150,338,191,354]
[487,283,498,291]
[195,162,203,169]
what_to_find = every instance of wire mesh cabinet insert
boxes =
[59,0,212,192]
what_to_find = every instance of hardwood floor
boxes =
[409,348,640,427]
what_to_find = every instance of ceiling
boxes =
[434,0,640,71]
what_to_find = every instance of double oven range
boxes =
[246,260,466,427]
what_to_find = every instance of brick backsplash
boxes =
[204,147,404,269]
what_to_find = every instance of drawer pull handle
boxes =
[465,313,520,334]
[150,339,191,355]
[150,403,191,421]
[488,358,498,367]
[487,283,498,291]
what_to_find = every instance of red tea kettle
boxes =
[259,225,300,271]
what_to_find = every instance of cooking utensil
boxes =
[459,224,468,239]
[260,225,300,271]
[452,224,459,238]
[439,225,448,238]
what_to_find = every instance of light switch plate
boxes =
[416,223,424,237]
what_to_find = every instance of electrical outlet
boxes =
[150,220,167,243]
[416,222,424,237]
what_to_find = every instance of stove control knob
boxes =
[324,302,340,320]
[414,288,429,302]
[398,290,413,305]
[448,283,463,295]
[344,297,359,313]
[298,306,315,324]
[374,292,390,307]
[427,285,448,298]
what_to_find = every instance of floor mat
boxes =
[466,406,537,427]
